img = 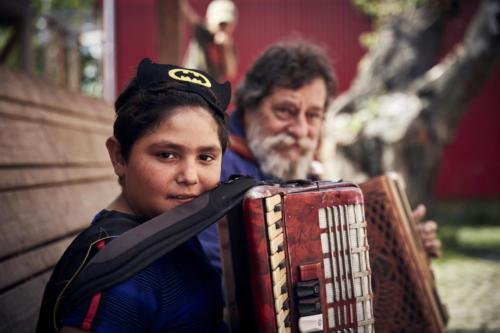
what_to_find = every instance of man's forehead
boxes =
[268,79,327,107]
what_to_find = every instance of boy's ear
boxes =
[106,136,126,176]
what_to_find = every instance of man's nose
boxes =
[287,112,309,139]
[176,160,199,185]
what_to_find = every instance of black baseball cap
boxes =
[135,58,231,119]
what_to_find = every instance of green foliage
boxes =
[31,0,95,14]
[352,0,429,48]
[20,0,102,96]
[359,31,378,49]
[352,0,428,20]
[0,27,18,67]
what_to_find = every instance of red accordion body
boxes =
[223,180,375,333]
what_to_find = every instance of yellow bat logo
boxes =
[168,69,212,88]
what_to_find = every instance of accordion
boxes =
[221,180,375,333]
[360,173,448,333]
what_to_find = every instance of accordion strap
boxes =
[61,175,258,318]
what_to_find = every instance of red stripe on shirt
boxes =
[81,292,102,330]
[81,239,106,330]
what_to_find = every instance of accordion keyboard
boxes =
[265,194,292,333]
[228,181,375,333]
[264,196,374,333]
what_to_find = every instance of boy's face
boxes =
[116,106,222,218]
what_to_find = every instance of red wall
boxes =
[435,73,500,198]
[432,1,500,198]
[114,0,500,199]
[187,0,371,93]
[115,0,159,92]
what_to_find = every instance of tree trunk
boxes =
[321,0,500,207]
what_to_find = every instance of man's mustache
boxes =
[264,132,316,152]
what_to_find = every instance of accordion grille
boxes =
[318,204,374,333]
[363,188,444,332]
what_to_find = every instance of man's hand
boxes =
[412,204,442,258]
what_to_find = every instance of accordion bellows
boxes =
[360,173,448,333]
[224,180,375,333]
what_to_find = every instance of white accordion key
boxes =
[265,196,282,226]
[266,209,282,226]
[272,262,286,282]
[274,292,288,311]
[270,250,285,270]
[278,325,291,333]
[267,221,283,241]
[269,232,284,254]
[265,194,281,212]
[273,273,287,296]
[298,314,324,332]
[277,308,289,323]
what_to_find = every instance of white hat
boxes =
[206,0,237,30]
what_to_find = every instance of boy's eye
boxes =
[159,152,176,159]
[199,154,215,162]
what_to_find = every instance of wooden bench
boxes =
[0,67,120,333]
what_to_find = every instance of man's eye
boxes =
[274,107,294,119]
[276,107,292,114]
[307,111,324,123]
[307,112,322,120]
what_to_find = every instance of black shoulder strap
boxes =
[36,214,141,333]
[61,176,257,318]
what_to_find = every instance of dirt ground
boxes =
[433,257,500,333]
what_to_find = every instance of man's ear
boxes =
[106,136,126,176]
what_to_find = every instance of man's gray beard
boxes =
[246,118,317,181]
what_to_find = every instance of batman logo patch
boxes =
[168,69,212,88]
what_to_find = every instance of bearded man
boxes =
[223,41,333,182]
[198,41,440,273]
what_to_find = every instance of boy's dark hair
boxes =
[235,41,337,114]
[113,60,230,161]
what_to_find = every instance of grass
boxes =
[428,199,500,264]
[435,225,500,263]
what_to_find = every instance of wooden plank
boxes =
[0,117,111,166]
[0,237,73,290]
[0,180,120,258]
[0,67,114,122]
[0,166,115,191]
[0,272,50,333]
[0,65,119,333]
[0,99,111,134]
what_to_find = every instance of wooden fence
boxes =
[0,67,119,333]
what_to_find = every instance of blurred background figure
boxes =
[181,0,238,81]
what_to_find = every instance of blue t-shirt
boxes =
[63,210,227,333]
